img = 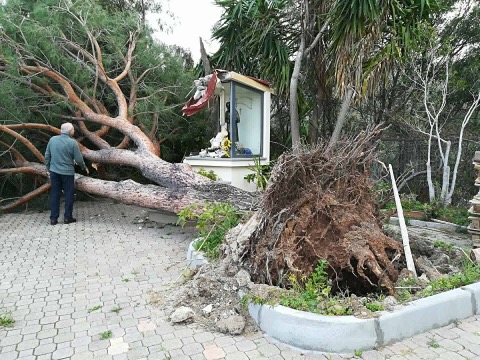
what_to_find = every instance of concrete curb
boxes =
[246,286,478,353]
[184,243,478,352]
[247,303,377,353]
[186,239,209,270]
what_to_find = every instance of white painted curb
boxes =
[186,239,209,270]
[246,286,478,353]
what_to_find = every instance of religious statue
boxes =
[225,102,240,142]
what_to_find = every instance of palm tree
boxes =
[211,0,443,148]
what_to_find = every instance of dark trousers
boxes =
[50,172,75,221]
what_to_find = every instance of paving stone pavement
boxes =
[2,200,480,360]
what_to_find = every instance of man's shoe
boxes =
[64,218,77,224]
[50,219,58,225]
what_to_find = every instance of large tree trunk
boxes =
[76,177,256,213]
[289,35,305,150]
[0,161,256,213]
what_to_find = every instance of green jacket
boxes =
[45,134,86,175]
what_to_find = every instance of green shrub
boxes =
[177,202,240,259]
[423,259,480,297]
[382,193,469,226]
[432,206,469,226]
[244,157,272,191]
[278,260,353,316]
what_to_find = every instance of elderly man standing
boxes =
[45,123,89,225]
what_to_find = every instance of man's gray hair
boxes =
[61,123,74,134]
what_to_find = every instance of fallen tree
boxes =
[244,128,403,294]
[0,1,255,212]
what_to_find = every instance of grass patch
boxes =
[0,312,14,328]
[365,302,385,312]
[88,305,102,313]
[110,306,122,314]
[427,338,440,348]
[354,349,363,357]
[433,240,453,251]
[100,330,113,340]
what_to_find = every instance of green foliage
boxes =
[372,180,392,204]
[211,0,293,93]
[241,294,267,309]
[433,206,470,227]
[383,194,469,226]
[394,277,417,303]
[100,330,113,340]
[365,302,384,312]
[177,202,240,259]
[0,311,14,328]
[354,349,363,357]
[0,0,205,168]
[197,168,218,181]
[212,0,442,102]
[433,241,453,251]
[422,259,480,297]
[395,289,412,302]
[244,157,272,191]
[427,338,440,348]
[278,260,354,316]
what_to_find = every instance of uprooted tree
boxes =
[240,128,404,294]
[0,0,254,212]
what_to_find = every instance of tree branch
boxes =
[0,125,45,162]
[113,32,137,82]
[0,183,50,212]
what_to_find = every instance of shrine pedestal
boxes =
[184,157,269,192]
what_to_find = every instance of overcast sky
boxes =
[151,0,223,63]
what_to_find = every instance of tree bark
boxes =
[76,177,256,213]
[328,87,354,149]
[289,35,305,150]
[426,125,436,203]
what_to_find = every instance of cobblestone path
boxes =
[2,200,480,360]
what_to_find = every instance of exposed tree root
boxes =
[248,127,403,294]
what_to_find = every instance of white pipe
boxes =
[389,164,417,276]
